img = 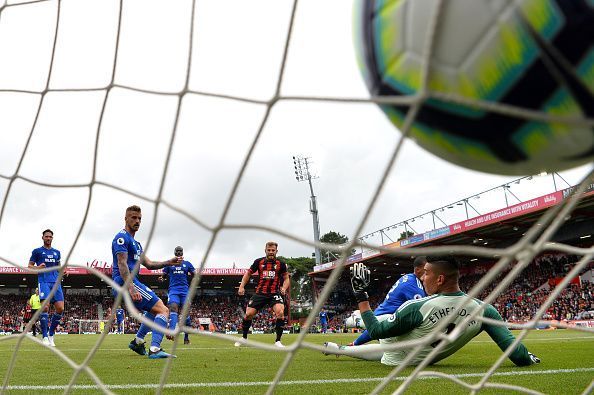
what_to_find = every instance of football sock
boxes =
[242,319,252,339]
[49,313,62,336]
[353,330,372,346]
[40,312,48,338]
[184,316,191,341]
[136,312,155,342]
[150,314,168,349]
[169,312,178,331]
[275,319,284,342]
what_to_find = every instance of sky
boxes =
[0,0,591,270]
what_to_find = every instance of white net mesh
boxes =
[0,0,593,394]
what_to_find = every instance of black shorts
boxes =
[247,294,284,311]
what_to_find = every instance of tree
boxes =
[279,256,316,303]
[398,230,414,241]
[319,231,356,262]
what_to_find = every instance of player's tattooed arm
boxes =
[116,252,141,301]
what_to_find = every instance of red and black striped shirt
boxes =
[249,257,287,295]
[23,306,32,320]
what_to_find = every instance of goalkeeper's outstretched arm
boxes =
[351,263,422,339]
[360,304,423,340]
[482,304,540,366]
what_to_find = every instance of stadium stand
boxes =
[0,257,591,336]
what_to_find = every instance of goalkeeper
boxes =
[323,257,540,367]
[348,256,426,346]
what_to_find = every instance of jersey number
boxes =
[430,323,456,348]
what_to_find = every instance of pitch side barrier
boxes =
[508,320,594,330]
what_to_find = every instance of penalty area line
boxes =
[8,347,230,352]
[473,336,594,343]
[6,367,594,390]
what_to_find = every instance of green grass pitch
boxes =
[0,330,592,394]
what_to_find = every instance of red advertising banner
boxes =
[200,268,248,276]
[548,276,581,287]
[0,263,248,276]
[0,267,28,274]
[449,191,563,234]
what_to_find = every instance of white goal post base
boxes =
[78,320,118,335]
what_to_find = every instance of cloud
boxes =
[0,0,591,271]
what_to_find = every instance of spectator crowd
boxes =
[1,254,592,335]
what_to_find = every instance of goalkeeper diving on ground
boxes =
[323,257,540,366]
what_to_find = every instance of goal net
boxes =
[0,0,592,394]
[78,320,112,335]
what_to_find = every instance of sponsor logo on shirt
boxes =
[262,270,276,279]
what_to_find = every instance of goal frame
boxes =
[77,319,111,335]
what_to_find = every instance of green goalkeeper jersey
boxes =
[361,291,533,366]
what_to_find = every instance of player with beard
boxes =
[236,241,290,348]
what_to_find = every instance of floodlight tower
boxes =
[293,155,322,264]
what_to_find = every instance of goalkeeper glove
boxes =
[350,263,371,303]
[528,352,540,364]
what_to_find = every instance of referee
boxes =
[28,288,42,337]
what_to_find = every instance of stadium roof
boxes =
[309,184,594,279]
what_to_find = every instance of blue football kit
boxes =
[111,229,159,312]
[30,247,63,303]
[116,308,125,333]
[163,260,195,338]
[320,311,329,333]
[374,273,426,316]
[163,261,195,306]
[353,273,426,346]
[30,245,64,339]
[112,227,175,357]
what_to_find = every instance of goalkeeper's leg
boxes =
[322,342,383,361]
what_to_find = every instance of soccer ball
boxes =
[353,0,594,175]
[345,310,366,329]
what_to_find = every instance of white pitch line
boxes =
[473,336,594,343]
[6,335,594,352]
[5,368,594,390]
[5,347,230,352]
